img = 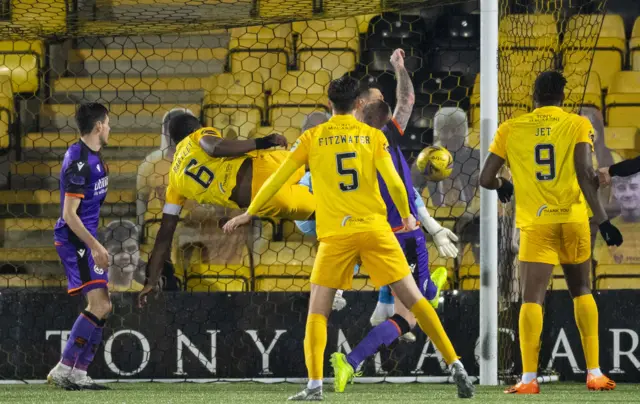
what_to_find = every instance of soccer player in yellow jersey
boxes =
[223,75,474,401]
[480,71,623,394]
[138,114,315,302]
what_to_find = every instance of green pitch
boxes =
[1,382,637,403]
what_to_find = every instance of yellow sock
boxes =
[304,313,328,380]
[410,298,458,365]
[519,303,543,374]
[574,294,599,370]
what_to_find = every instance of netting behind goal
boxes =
[0,0,608,383]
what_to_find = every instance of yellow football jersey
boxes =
[489,106,594,228]
[165,127,248,214]
[289,114,392,238]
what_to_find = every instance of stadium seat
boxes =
[202,72,265,139]
[418,71,470,109]
[250,125,301,144]
[355,14,377,34]
[367,13,428,48]
[186,264,251,292]
[403,103,439,150]
[348,69,397,107]
[228,24,292,88]
[0,40,44,93]
[632,17,640,71]
[267,70,331,129]
[361,44,425,74]
[499,14,559,50]
[470,74,533,130]
[605,71,640,128]
[499,49,556,77]
[434,14,480,42]
[604,127,640,153]
[0,74,13,149]
[596,265,640,290]
[563,15,626,90]
[563,71,602,111]
[293,18,359,78]
[0,275,66,289]
[428,14,480,74]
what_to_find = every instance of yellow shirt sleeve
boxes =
[289,131,311,164]
[163,182,187,215]
[488,122,509,160]
[192,127,223,143]
[372,130,411,219]
[246,157,304,216]
[576,116,595,150]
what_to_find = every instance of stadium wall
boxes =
[1,291,639,382]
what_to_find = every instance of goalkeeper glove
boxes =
[418,206,459,258]
[497,177,514,203]
[599,220,623,247]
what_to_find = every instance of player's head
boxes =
[301,111,331,132]
[355,82,384,122]
[162,108,194,150]
[168,114,202,145]
[362,100,392,130]
[103,220,140,285]
[327,75,361,115]
[612,174,640,221]
[76,102,110,145]
[533,71,567,107]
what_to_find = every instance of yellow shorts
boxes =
[251,150,314,220]
[311,231,410,290]
[519,221,591,265]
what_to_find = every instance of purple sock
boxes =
[75,324,104,371]
[61,311,98,367]
[346,319,401,370]
[424,276,438,301]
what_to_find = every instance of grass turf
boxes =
[1,382,637,403]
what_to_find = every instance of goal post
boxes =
[479,0,499,387]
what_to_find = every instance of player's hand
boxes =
[223,212,252,233]
[91,243,109,271]
[401,215,419,232]
[390,48,405,70]
[138,285,153,308]
[432,228,459,258]
[599,220,623,247]
[497,177,514,203]
[597,167,612,187]
[255,133,288,150]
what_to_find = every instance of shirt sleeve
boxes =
[576,117,595,151]
[192,127,223,143]
[247,157,304,216]
[163,182,187,216]
[62,160,89,198]
[373,129,391,159]
[375,154,411,219]
[488,122,509,160]
[413,187,425,209]
[289,131,311,164]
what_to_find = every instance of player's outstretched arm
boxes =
[63,196,109,270]
[199,134,288,157]
[223,157,303,233]
[375,155,417,231]
[390,49,415,131]
[413,188,459,258]
[139,212,179,307]
[599,156,640,185]
[479,153,513,203]
[574,142,623,247]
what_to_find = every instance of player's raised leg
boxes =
[560,222,615,391]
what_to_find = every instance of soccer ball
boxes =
[415,146,454,182]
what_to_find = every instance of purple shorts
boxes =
[395,229,431,297]
[55,234,108,296]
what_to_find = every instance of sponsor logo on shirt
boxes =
[409,263,416,274]
[94,176,109,191]
[77,249,86,258]
[94,265,104,275]
[96,164,101,172]
[77,162,85,170]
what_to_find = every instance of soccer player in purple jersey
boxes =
[47,103,112,391]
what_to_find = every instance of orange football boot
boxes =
[504,379,540,394]
[587,373,616,391]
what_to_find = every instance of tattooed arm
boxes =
[390,49,415,131]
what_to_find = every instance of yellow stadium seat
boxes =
[563,71,602,111]
[604,127,640,151]
[499,49,556,74]
[186,264,251,292]
[293,18,359,78]
[466,127,480,149]
[229,24,292,87]
[267,71,331,128]
[631,18,640,71]
[0,74,13,149]
[355,14,377,34]
[499,14,559,50]
[249,125,301,144]
[605,72,640,128]
[563,15,626,90]
[203,72,265,139]
[0,40,44,93]
[596,265,640,290]
[459,263,479,290]
[0,275,66,289]
[471,73,533,130]
[255,275,311,291]
[12,0,67,36]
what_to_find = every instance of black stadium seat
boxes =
[348,69,397,106]
[428,14,480,74]
[361,42,425,74]
[367,13,428,48]
[418,71,471,109]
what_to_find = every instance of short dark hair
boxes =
[358,82,381,101]
[363,100,392,129]
[328,75,361,114]
[533,71,567,106]
[168,114,202,144]
[76,103,109,136]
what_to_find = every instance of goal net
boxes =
[0,0,606,383]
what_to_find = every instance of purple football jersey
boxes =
[54,141,109,242]
[377,120,419,230]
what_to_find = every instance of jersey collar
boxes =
[533,105,563,114]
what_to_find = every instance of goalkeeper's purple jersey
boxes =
[378,119,419,231]
[54,141,109,242]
